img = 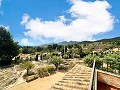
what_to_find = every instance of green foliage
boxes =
[58,64,69,71]
[22,46,35,54]
[84,54,102,68]
[46,66,56,74]
[67,44,73,49]
[47,45,53,52]
[0,27,20,66]
[37,66,55,77]
[49,56,63,70]
[103,54,120,70]
[42,53,50,60]
[20,61,34,70]
[37,67,49,78]
[36,46,43,52]
[63,54,69,59]
[20,61,34,75]
[74,54,80,58]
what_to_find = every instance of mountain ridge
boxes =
[41,36,120,46]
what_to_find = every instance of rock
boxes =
[26,75,36,82]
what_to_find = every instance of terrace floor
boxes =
[9,72,65,90]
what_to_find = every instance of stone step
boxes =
[51,84,80,90]
[62,78,90,82]
[63,76,90,79]
[65,74,91,76]
[53,83,88,90]
[50,65,92,90]
[58,80,89,86]
[59,78,90,82]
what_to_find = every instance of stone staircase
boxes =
[50,64,92,90]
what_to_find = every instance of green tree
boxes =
[36,46,43,52]
[49,56,63,70]
[103,54,120,70]
[84,54,102,68]
[20,61,34,75]
[68,44,73,49]
[47,45,53,52]
[22,46,35,54]
[0,27,20,66]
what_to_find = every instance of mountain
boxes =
[41,36,120,46]
[57,41,79,45]
[41,41,79,46]
[96,36,120,42]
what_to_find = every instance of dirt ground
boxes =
[8,72,65,90]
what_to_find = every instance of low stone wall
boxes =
[97,70,120,89]
[26,75,38,82]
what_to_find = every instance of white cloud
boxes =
[21,0,114,43]
[21,13,30,25]
[0,0,2,6]
[0,0,3,15]
[21,38,33,46]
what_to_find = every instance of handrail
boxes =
[94,70,97,90]
[88,60,96,90]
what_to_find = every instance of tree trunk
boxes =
[26,69,29,76]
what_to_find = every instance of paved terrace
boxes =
[50,64,92,90]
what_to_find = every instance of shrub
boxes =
[42,54,50,60]
[49,56,63,70]
[63,54,69,59]
[74,54,80,58]
[20,61,34,75]
[59,62,76,71]
[37,66,56,78]
[58,64,69,71]
[84,54,102,69]
[46,66,56,74]
[37,67,49,78]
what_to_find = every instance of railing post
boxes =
[107,62,108,71]
[102,60,103,70]
[119,63,120,75]
[95,70,97,90]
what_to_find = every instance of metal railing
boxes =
[89,60,96,90]
[100,61,120,75]
[88,59,120,90]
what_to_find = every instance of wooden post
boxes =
[107,62,108,71]
[102,60,103,70]
[119,63,120,75]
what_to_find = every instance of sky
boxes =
[0,0,120,46]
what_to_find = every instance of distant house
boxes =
[103,49,112,54]
[112,48,120,52]
[93,49,102,52]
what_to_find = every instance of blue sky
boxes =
[0,0,120,46]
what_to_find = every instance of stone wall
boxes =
[97,70,120,89]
